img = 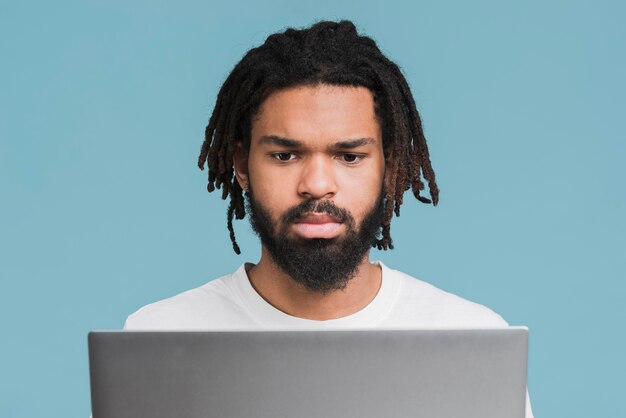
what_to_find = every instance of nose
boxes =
[297,155,338,199]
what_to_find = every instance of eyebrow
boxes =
[333,137,376,149]
[258,135,376,150]
[258,135,301,148]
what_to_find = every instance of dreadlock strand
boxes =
[209,67,260,191]
[377,136,399,250]
[379,72,410,219]
[226,199,241,255]
[233,184,245,220]
[392,68,439,206]
[198,118,216,170]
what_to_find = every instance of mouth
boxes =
[291,213,344,239]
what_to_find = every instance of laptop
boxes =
[88,328,528,418]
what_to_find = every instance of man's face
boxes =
[236,84,386,292]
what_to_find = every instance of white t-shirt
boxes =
[124,261,534,417]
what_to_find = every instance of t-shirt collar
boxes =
[230,260,400,329]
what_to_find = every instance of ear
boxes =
[233,142,249,191]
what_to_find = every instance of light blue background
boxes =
[1,1,624,417]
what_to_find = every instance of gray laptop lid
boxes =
[89,328,528,418]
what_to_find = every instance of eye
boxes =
[271,152,297,162]
[338,153,363,164]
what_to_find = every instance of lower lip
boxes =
[292,222,343,239]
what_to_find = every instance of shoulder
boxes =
[382,264,509,327]
[124,267,252,330]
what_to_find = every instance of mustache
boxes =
[282,200,352,225]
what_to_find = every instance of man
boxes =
[124,20,533,416]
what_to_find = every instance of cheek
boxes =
[338,168,384,219]
[248,159,298,213]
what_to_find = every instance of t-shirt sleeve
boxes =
[525,388,534,418]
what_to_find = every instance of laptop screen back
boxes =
[88,328,528,418]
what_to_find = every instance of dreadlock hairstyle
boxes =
[198,20,439,255]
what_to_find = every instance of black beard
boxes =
[246,188,384,294]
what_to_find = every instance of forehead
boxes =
[251,84,381,146]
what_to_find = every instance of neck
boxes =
[246,246,382,320]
